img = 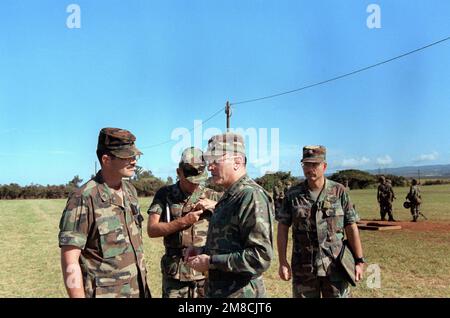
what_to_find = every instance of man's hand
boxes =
[278,263,292,281]
[355,263,364,282]
[183,246,204,262]
[194,198,217,212]
[182,210,203,226]
[186,254,210,272]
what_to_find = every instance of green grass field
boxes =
[1,184,449,297]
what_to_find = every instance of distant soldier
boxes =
[186,132,274,298]
[343,179,350,191]
[406,179,422,222]
[377,176,396,221]
[147,147,220,298]
[386,179,396,200]
[284,180,293,194]
[273,181,285,216]
[277,145,365,298]
[58,128,150,298]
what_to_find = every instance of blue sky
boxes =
[1,0,449,185]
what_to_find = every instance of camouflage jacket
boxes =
[148,182,220,281]
[206,175,274,298]
[276,179,359,277]
[273,186,284,201]
[377,184,395,202]
[407,185,421,204]
[58,171,149,298]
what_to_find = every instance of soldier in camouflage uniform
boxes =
[276,145,365,298]
[186,133,274,298]
[58,128,150,298]
[273,181,285,217]
[284,180,293,195]
[377,176,396,221]
[147,147,220,298]
[406,179,422,222]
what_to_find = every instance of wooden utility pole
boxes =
[95,161,98,175]
[225,101,231,131]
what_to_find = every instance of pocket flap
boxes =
[96,276,132,287]
[324,207,344,217]
[98,216,123,235]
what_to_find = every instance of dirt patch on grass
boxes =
[360,219,450,233]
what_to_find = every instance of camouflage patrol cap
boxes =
[97,127,143,159]
[179,147,208,184]
[205,132,246,157]
[301,145,326,163]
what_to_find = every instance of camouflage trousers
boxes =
[379,201,394,221]
[410,204,421,221]
[274,199,283,219]
[206,275,266,298]
[292,273,350,298]
[162,276,205,298]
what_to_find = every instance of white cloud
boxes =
[415,151,439,162]
[341,157,370,168]
[376,155,393,166]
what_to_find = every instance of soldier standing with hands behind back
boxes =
[406,179,422,222]
[377,176,396,221]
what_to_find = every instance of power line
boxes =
[140,106,225,149]
[231,36,450,106]
[140,35,450,149]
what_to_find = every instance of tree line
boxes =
[0,168,171,200]
[0,168,436,200]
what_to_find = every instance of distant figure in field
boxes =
[343,179,350,192]
[377,176,396,221]
[406,179,422,222]
[284,180,293,194]
[273,180,285,217]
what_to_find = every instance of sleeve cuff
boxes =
[58,231,87,249]
[209,254,229,271]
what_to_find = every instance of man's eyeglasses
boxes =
[205,155,238,166]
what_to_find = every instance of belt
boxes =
[208,270,257,283]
